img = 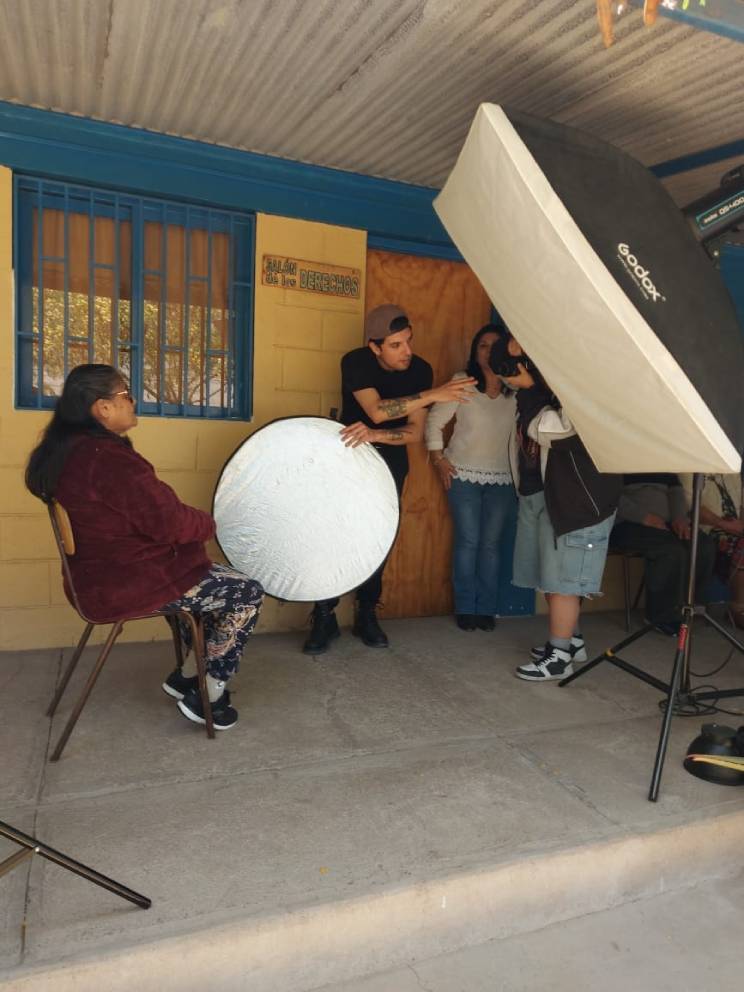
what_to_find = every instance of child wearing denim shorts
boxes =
[502,340,622,681]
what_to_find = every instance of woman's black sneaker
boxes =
[456,614,477,631]
[161,669,198,701]
[177,688,238,730]
[475,615,495,631]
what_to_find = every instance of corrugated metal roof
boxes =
[0,0,740,204]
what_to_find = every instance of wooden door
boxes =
[365,248,492,618]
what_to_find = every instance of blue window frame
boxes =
[14,175,255,419]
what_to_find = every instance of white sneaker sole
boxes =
[516,664,574,682]
[162,682,186,701]
[176,699,237,730]
[529,646,587,663]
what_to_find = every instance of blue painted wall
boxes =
[0,100,454,253]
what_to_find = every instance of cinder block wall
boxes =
[249,213,367,634]
[0,166,630,650]
[0,180,366,649]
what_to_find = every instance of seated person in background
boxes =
[500,337,622,682]
[611,473,715,635]
[681,473,744,629]
[425,323,517,632]
[25,363,264,731]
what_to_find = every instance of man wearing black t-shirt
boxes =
[303,303,476,655]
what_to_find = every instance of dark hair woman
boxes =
[26,364,263,730]
[465,322,511,392]
[425,325,517,631]
[26,364,128,501]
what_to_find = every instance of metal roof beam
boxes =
[652,137,744,178]
[658,0,744,45]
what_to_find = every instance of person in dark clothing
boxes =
[611,474,716,634]
[303,304,475,655]
[500,337,622,681]
[25,364,264,730]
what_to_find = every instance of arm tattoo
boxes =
[378,392,421,419]
[386,430,406,441]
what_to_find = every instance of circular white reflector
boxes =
[213,417,400,601]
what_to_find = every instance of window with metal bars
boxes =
[14,176,255,419]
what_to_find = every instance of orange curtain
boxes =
[31,208,231,407]
[33,209,132,299]
[32,209,230,306]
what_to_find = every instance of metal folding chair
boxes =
[46,499,215,760]
[606,547,645,631]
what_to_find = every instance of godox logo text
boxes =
[617,243,664,302]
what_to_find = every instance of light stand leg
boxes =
[648,625,689,802]
[0,820,151,909]
[559,621,658,687]
[647,472,702,801]
[560,474,744,802]
[698,609,744,656]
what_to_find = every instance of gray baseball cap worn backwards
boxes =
[364,304,409,341]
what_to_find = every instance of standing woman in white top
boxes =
[426,324,517,631]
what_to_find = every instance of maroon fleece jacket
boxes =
[55,433,214,622]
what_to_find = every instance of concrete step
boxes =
[3,808,744,992]
[315,871,744,992]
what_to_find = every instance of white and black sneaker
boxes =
[516,644,573,682]
[161,668,199,701]
[177,688,238,730]
[530,635,587,664]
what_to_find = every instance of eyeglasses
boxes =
[109,389,134,403]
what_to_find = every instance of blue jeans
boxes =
[447,478,517,615]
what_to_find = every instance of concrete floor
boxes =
[2,611,744,990]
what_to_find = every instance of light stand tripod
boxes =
[0,820,150,909]
[559,473,744,801]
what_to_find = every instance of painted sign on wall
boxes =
[262,255,361,298]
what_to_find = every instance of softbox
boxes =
[434,105,744,473]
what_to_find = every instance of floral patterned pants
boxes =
[163,564,264,681]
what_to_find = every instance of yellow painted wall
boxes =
[249,213,367,634]
[0,177,366,650]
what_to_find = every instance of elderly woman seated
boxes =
[25,363,263,730]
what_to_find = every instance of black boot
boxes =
[352,602,389,648]
[303,603,340,655]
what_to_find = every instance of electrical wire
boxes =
[657,693,718,717]
[669,611,744,716]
